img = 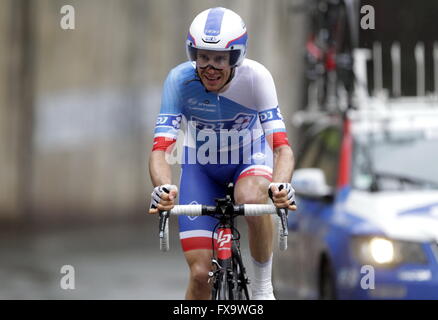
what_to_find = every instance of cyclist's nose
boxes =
[206,66,217,73]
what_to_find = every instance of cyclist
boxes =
[149,7,296,300]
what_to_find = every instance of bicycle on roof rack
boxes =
[295,0,359,112]
[157,183,290,300]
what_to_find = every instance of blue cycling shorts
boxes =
[178,139,273,252]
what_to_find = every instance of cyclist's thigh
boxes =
[179,163,225,252]
[233,136,273,188]
[234,175,270,204]
[233,136,273,203]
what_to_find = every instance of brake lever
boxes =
[158,210,169,239]
[268,185,289,237]
[277,208,289,238]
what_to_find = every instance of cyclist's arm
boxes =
[149,150,172,187]
[148,150,177,214]
[148,67,183,213]
[252,62,294,183]
[272,144,294,183]
[252,61,296,209]
[149,67,183,185]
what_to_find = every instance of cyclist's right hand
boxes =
[148,184,178,214]
[268,183,297,211]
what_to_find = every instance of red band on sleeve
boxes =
[267,132,290,150]
[152,136,176,152]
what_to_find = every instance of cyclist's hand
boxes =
[268,183,297,211]
[148,184,178,214]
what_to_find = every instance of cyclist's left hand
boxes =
[269,183,297,211]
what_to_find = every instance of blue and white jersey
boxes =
[152,59,289,153]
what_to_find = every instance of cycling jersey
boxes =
[153,58,289,154]
[152,58,290,252]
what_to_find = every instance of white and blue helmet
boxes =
[186,7,248,67]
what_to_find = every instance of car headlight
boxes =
[369,238,394,264]
[351,236,428,267]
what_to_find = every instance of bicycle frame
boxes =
[156,184,289,300]
[209,195,250,300]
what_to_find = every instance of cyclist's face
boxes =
[196,50,231,92]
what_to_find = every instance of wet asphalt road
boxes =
[0,216,258,300]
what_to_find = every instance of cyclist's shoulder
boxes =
[239,58,274,81]
[166,61,197,85]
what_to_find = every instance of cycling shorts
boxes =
[178,138,273,252]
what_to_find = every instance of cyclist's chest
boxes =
[180,82,259,131]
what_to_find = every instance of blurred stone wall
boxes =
[0,0,14,220]
[0,0,306,222]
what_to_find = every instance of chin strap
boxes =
[222,67,236,87]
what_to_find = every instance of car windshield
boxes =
[352,128,438,191]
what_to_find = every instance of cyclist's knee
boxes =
[234,177,269,205]
[189,262,210,287]
[234,185,268,204]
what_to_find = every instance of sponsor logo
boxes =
[217,230,232,248]
[202,35,220,43]
[191,113,256,131]
[188,98,197,105]
[259,107,284,123]
[187,98,216,108]
[252,152,266,160]
[156,114,182,129]
[188,201,199,220]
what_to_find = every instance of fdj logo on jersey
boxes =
[156,114,182,130]
[259,107,284,123]
[191,113,256,131]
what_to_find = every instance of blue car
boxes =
[273,101,438,299]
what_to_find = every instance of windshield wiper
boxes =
[370,172,438,191]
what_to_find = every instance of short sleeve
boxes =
[152,69,183,152]
[252,63,290,149]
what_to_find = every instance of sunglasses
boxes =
[196,53,230,70]
[198,64,224,71]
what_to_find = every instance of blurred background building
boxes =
[0,0,306,225]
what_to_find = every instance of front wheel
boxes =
[212,270,233,300]
[231,246,250,300]
[211,253,249,300]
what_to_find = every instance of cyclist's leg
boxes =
[233,139,276,300]
[183,249,214,300]
[235,175,275,300]
[234,137,273,263]
[179,163,226,300]
[234,175,273,262]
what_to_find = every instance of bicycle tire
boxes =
[211,229,250,300]
[231,245,250,300]
[212,271,231,300]
[211,255,245,300]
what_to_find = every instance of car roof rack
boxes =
[352,42,438,112]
